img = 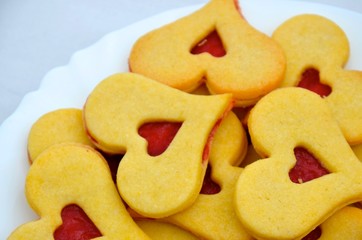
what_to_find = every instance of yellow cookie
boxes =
[84,72,233,218]
[8,143,150,239]
[272,14,362,145]
[27,108,94,163]
[136,220,199,240]
[129,0,285,106]
[318,206,362,239]
[235,88,362,240]
[163,112,251,240]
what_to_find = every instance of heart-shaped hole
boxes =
[289,147,330,184]
[200,165,221,195]
[298,68,332,97]
[138,122,183,156]
[54,204,102,240]
[191,30,226,57]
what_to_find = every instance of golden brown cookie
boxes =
[8,143,150,239]
[235,87,362,240]
[272,14,362,145]
[129,0,285,106]
[84,72,233,218]
[162,112,251,240]
[27,108,94,163]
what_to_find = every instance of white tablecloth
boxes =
[1,0,361,124]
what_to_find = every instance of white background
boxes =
[1,0,362,125]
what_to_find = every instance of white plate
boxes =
[1,0,362,238]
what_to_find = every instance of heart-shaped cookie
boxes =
[163,112,252,240]
[129,0,285,106]
[272,14,362,145]
[8,143,150,239]
[27,108,94,163]
[235,88,362,240]
[83,73,233,218]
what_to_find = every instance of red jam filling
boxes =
[54,204,102,240]
[289,147,330,184]
[190,0,242,57]
[138,122,183,156]
[302,226,322,240]
[200,165,221,195]
[298,68,332,97]
[202,117,224,164]
[191,30,226,57]
[138,117,226,164]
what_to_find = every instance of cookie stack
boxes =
[8,0,362,239]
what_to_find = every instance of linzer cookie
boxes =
[163,112,252,240]
[83,72,233,218]
[235,87,362,240]
[129,0,285,106]
[8,143,150,240]
[272,14,362,145]
[27,108,94,163]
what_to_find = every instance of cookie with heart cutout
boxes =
[27,108,94,163]
[129,0,285,107]
[160,111,252,240]
[235,87,362,240]
[83,72,233,218]
[8,143,150,240]
[272,14,362,145]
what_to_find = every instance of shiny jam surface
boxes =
[200,166,221,194]
[298,68,332,97]
[53,204,102,240]
[191,30,226,57]
[138,122,182,156]
[289,147,330,184]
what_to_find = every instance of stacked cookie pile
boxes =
[8,0,362,239]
